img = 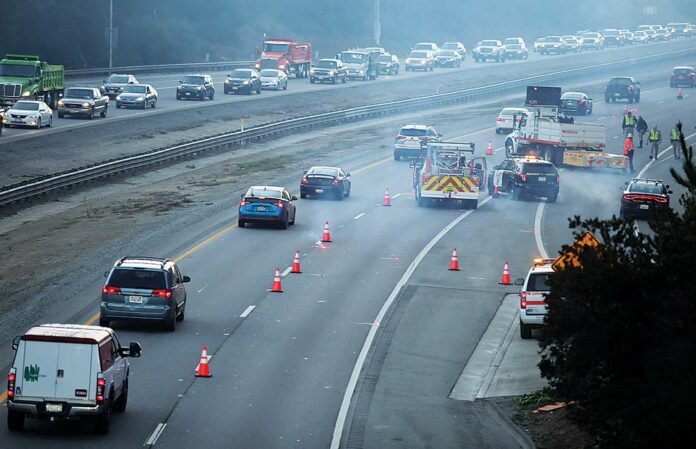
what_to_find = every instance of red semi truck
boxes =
[255,38,312,78]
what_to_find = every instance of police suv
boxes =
[518,259,554,339]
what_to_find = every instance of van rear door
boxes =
[15,340,59,399]
[55,342,95,401]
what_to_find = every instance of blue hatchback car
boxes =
[238,186,297,229]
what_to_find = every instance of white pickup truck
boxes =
[7,324,141,434]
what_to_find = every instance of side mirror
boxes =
[514,278,525,286]
[178,80,182,84]
[128,341,142,358]
[346,172,351,177]
[104,271,109,278]
[12,336,20,351]
[182,275,191,283]
[493,165,500,170]
[291,195,298,201]
[240,193,245,198]
[668,190,673,195]
[128,81,134,84]
[102,79,107,83]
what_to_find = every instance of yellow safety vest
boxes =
[624,116,635,126]
[649,129,661,141]
[671,128,679,140]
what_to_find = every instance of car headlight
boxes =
[116,95,121,100]
[136,96,145,101]
[359,70,364,75]
[177,85,181,90]
[278,64,286,69]
[22,91,31,97]
[57,100,64,107]
[82,102,91,109]
[224,78,230,84]
[242,80,249,85]
[406,59,412,63]
[310,69,315,74]
[329,70,335,76]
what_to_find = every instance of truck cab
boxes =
[0,54,64,108]
[255,38,312,79]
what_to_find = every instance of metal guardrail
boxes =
[2,47,694,208]
[65,61,255,78]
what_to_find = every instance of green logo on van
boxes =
[24,364,40,382]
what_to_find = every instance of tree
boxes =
[539,122,696,448]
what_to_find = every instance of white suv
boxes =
[7,324,142,434]
[518,259,554,339]
[393,124,441,160]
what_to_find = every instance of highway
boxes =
[0,43,695,448]
[0,38,694,188]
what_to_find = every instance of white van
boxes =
[6,324,141,434]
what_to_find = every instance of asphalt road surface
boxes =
[0,44,694,449]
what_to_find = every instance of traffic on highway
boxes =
[1,5,696,449]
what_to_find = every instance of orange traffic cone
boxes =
[623,104,628,115]
[499,260,512,285]
[271,267,283,292]
[487,139,493,155]
[383,188,392,206]
[291,250,302,274]
[195,345,212,378]
[677,87,683,99]
[321,221,332,242]
[448,248,460,271]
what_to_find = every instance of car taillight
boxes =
[332,179,340,185]
[395,135,406,140]
[671,73,677,77]
[240,200,249,206]
[520,292,527,309]
[102,285,121,295]
[276,201,285,208]
[301,178,309,185]
[7,369,16,399]
[520,173,527,182]
[654,196,668,203]
[578,99,586,104]
[96,375,106,404]
[496,117,505,122]
[604,84,608,91]
[556,176,560,183]
[418,136,430,141]
[153,289,173,299]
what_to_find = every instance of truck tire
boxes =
[7,409,25,431]
[520,322,533,339]
[94,396,112,434]
[99,317,109,327]
[113,379,128,413]
[547,192,558,203]
[468,199,478,209]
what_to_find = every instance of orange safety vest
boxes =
[623,137,634,155]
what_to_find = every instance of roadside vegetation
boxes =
[539,123,696,448]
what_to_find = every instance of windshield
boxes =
[316,60,337,69]
[377,55,392,62]
[610,78,631,86]
[501,108,526,115]
[504,38,519,45]
[523,164,558,175]
[562,93,585,100]
[182,76,205,84]
[260,69,280,77]
[246,188,283,199]
[340,53,366,63]
[440,50,456,56]
[409,51,428,59]
[479,40,498,46]
[0,63,36,77]
[536,38,547,43]
[13,101,39,111]
[442,43,459,49]
[604,30,619,36]
[546,36,562,42]
[674,68,694,75]
[308,167,339,176]
[400,128,427,137]
[507,44,522,50]
[107,75,129,84]
[123,85,147,94]
[109,269,166,290]
[526,273,550,292]
[65,88,94,99]
[230,69,252,78]
[630,183,665,194]
[263,43,289,53]
[414,44,434,50]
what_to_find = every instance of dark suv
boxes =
[605,76,641,103]
[670,66,695,88]
[224,69,261,95]
[620,178,672,219]
[488,158,560,202]
[57,87,109,119]
[100,257,190,331]
[177,74,215,100]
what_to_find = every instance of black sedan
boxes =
[560,91,593,115]
[620,178,672,219]
[224,69,262,95]
[300,166,351,200]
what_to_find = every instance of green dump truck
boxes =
[0,54,64,108]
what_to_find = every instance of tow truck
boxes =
[505,86,628,171]
[413,142,487,209]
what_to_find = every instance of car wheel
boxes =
[345,185,351,198]
[520,322,532,339]
[238,219,245,228]
[89,108,95,119]
[281,218,289,229]
[113,379,128,413]
[335,189,344,201]
[511,183,521,200]
[99,317,109,327]
[35,117,42,129]
[332,77,337,84]
[165,311,176,331]
[635,94,640,103]
[94,397,112,434]
[310,78,315,84]
[100,106,108,118]
[47,116,53,127]
[58,111,64,118]
[151,99,157,108]
[116,103,121,108]
[341,77,346,84]
[547,193,558,203]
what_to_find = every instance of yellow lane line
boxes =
[173,223,239,263]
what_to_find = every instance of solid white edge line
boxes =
[239,305,256,318]
[281,267,292,277]
[144,422,167,446]
[534,202,549,259]
[329,196,492,449]
[636,130,696,178]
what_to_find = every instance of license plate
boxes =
[526,308,544,315]
[315,189,324,193]
[185,92,191,96]
[407,140,419,146]
[256,206,266,211]
[640,204,649,210]
[128,295,144,304]
[13,118,22,123]
[46,403,63,413]
[537,176,546,181]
